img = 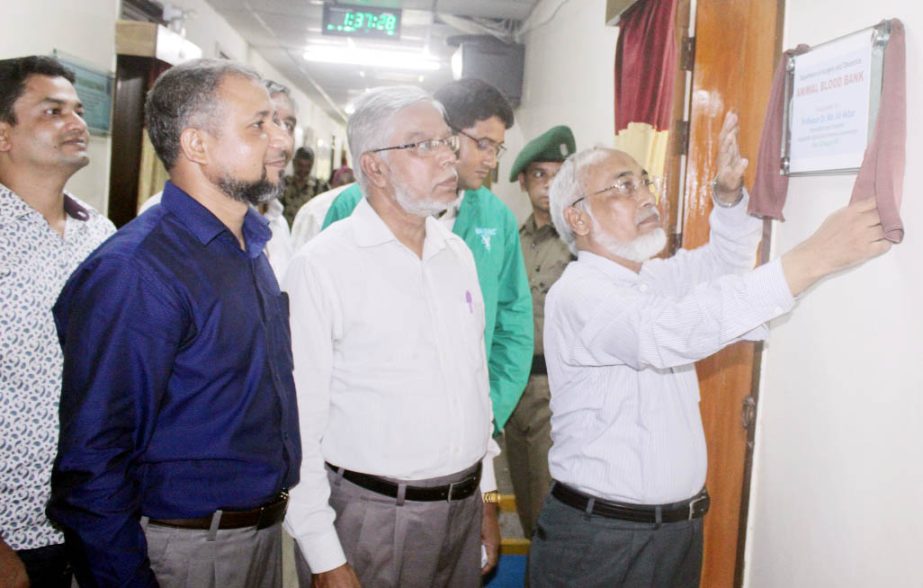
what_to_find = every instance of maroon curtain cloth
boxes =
[849,19,905,243]
[749,45,810,221]
[614,0,677,133]
[750,19,905,244]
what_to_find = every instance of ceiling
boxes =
[202,0,541,123]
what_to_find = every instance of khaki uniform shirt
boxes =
[280,175,329,227]
[519,214,573,355]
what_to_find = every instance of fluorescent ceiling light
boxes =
[303,46,441,71]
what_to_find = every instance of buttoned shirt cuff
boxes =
[739,258,797,342]
[292,528,347,575]
[709,189,762,236]
[479,437,500,493]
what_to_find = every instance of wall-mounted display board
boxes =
[53,51,114,136]
[782,21,892,175]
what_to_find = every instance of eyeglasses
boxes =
[369,134,460,157]
[457,129,506,159]
[571,176,662,207]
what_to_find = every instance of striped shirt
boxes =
[544,196,794,504]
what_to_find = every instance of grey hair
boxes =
[145,58,263,170]
[549,146,614,254]
[264,79,297,114]
[347,85,445,190]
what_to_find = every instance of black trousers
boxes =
[17,543,72,588]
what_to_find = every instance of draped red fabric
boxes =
[614,0,677,133]
[849,19,905,244]
[750,19,905,243]
[749,45,810,222]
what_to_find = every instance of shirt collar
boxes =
[352,196,450,258]
[0,182,90,222]
[576,250,641,283]
[160,181,271,257]
[63,194,90,221]
[262,197,284,222]
[522,214,560,239]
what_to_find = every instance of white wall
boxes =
[149,0,349,182]
[0,0,120,213]
[494,0,619,222]
[0,0,346,214]
[744,3,923,587]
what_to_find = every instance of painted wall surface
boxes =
[0,0,346,215]
[0,0,119,213]
[744,3,923,587]
[494,0,619,223]
[149,0,349,182]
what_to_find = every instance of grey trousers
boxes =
[143,519,283,588]
[528,494,703,588]
[504,373,553,538]
[295,465,483,588]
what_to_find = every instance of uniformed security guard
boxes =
[506,125,576,538]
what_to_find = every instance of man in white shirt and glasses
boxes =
[284,85,501,588]
[529,112,891,587]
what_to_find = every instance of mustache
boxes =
[61,131,88,143]
[635,206,661,225]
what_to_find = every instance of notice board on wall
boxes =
[782,21,892,175]
[52,51,114,136]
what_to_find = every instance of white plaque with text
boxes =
[784,24,887,175]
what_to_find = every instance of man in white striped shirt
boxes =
[529,112,891,587]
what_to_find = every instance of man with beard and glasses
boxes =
[284,85,501,587]
[528,112,891,588]
[138,78,296,280]
[47,59,301,587]
[322,78,533,442]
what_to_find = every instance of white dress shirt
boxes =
[261,197,294,279]
[283,198,498,573]
[289,183,352,251]
[545,194,795,505]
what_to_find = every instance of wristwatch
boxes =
[711,177,744,208]
[482,491,501,505]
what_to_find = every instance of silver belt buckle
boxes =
[687,494,706,520]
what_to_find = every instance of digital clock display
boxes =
[322,4,402,39]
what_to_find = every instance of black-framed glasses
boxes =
[571,176,663,207]
[369,134,460,157]
[457,129,506,159]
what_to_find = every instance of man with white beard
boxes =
[284,85,500,587]
[529,112,891,587]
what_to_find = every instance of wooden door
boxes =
[680,1,784,586]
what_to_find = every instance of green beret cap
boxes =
[508,125,576,182]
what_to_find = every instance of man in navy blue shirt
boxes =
[48,59,301,587]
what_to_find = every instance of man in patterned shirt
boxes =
[0,56,115,587]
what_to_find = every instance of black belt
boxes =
[531,354,547,375]
[149,491,288,530]
[551,481,709,523]
[326,462,481,502]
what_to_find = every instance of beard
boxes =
[392,174,453,218]
[596,227,668,263]
[589,206,667,263]
[215,167,281,206]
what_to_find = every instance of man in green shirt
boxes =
[322,79,532,434]
[506,126,576,538]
